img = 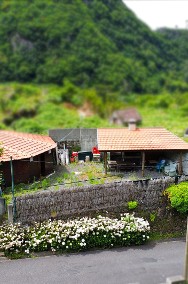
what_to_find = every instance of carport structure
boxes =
[97,127,188,176]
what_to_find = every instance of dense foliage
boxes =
[1,83,188,136]
[0,82,117,133]
[0,0,188,94]
[165,182,188,214]
[0,214,150,258]
[0,1,188,134]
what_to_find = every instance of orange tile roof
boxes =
[97,128,188,151]
[0,131,57,161]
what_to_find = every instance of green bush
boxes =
[127,201,138,210]
[149,213,156,222]
[165,182,188,214]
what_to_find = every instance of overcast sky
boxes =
[123,1,188,30]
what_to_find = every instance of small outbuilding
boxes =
[0,131,57,186]
[109,108,142,126]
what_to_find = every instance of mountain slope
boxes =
[0,0,186,94]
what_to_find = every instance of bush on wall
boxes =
[127,201,138,210]
[165,182,188,214]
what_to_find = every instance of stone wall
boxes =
[16,175,188,224]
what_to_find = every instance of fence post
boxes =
[7,203,13,223]
[184,218,188,282]
[10,156,16,222]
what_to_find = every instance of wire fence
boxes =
[22,169,186,192]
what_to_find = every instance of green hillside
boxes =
[0,83,188,138]
[1,0,188,93]
[0,0,188,135]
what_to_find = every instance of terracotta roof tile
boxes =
[0,131,57,161]
[97,128,188,151]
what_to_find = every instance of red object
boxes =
[72,152,78,157]
[70,157,75,163]
[92,147,100,154]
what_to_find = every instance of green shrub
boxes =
[127,201,138,210]
[149,213,156,222]
[41,179,50,189]
[165,182,188,214]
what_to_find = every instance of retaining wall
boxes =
[16,175,188,224]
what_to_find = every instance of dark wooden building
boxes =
[0,131,57,186]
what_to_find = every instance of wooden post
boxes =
[104,152,107,175]
[141,151,145,177]
[179,152,183,175]
[184,217,188,281]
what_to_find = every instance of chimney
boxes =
[128,119,137,131]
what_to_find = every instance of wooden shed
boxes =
[0,131,57,186]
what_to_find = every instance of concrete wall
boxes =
[80,129,97,151]
[16,175,188,224]
[49,128,97,151]
[49,129,81,142]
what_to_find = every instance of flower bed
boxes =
[0,214,150,258]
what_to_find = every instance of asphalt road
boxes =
[0,239,186,284]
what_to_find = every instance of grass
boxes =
[2,162,122,204]
[130,92,188,138]
[1,83,188,138]
[149,231,185,241]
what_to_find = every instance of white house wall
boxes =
[182,153,188,175]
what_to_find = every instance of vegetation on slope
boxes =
[0,1,188,135]
[0,83,187,137]
[1,0,188,94]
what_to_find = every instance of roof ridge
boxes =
[0,130,55,145]
[0,131,56,161]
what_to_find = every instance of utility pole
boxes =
[184,218,188,282]
[10,156,16,222]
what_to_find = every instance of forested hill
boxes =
[0,0,188,94]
